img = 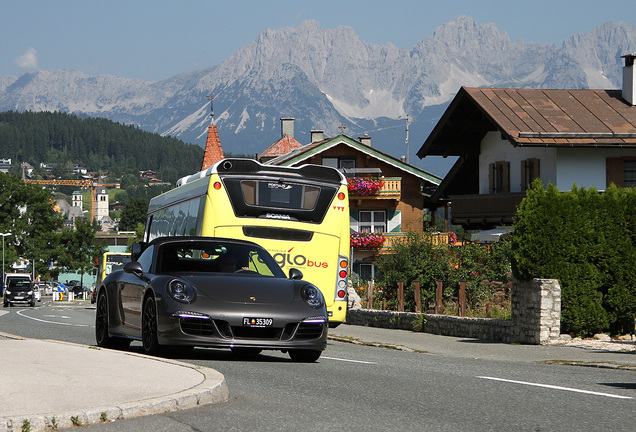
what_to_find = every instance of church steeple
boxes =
[201,94,224,170]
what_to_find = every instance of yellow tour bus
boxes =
[144,158,350,326]
[96,252,132,287]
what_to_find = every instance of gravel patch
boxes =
[546,337,636,353]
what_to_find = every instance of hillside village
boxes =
[0,157,167,231]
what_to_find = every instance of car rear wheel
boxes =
[142,295,162,356]
[288,349,322,363]
[95,291,131,350]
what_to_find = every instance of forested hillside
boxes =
[0,110,204,184]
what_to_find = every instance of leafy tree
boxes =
[57,219,107,287]
[0,173,65,278]
[119,198,149,231]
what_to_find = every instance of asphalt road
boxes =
[4,300,636,431]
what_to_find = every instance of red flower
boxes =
[350,231,385,248]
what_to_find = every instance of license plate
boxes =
[243,317,273,327]
[14,296,23,300]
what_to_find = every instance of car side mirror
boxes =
[131,242,145,261]
[123,261,144,276]
[288,268,303,280]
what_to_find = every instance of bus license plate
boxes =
[243,317,273,327]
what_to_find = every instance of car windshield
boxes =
[8,279,30,288]
[157,241,286,278]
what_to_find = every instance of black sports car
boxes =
[95,236,328,362]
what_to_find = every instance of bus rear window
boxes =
[240,181,319,210]
[225,178,337,224]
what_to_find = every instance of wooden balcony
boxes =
[449,192,526,228]
[350,177,401,205]
[352,232,451,255]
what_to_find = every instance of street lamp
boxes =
[1,233,10,289]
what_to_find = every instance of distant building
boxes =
[0,158,11,173]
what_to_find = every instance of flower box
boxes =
[347,177,385,196]
[351,231,385,248]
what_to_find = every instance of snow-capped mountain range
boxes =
[1,16,636,176]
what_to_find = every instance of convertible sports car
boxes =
[95,237,328,362]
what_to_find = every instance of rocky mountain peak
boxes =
[0,17,635,174]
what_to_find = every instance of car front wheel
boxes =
[288,349,322,363]
[142,295,162,356]
[95,291,130,350]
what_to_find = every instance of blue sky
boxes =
[1,0,634,82]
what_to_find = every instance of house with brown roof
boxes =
[417,53,636,231]
[264,119,442,281]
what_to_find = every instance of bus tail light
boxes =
[335,255,348,301]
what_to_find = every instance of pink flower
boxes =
[347,177,385,196]
[350,231,385,248]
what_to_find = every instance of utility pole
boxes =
[390,115,418,164]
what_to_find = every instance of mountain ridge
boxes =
[1,16,635,175]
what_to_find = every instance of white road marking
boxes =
[321,356,377,365]
[43,315,71,319]
[477,376,632,400]
[0,310,9,317]
[16,309,92,327]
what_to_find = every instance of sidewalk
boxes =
[0,332,228,432]
[329,324,636,368]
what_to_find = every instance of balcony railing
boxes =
[352,232,452,254]
[449,192,526,226]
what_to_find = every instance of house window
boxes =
[521,158,540,189]
[489,161,510,193]
[625,160,636,187]
[321,157,355,171]
[606,157,636,187]
[359,264,375,282]
[359,211,386,233]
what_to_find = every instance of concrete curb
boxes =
[0,336,229,432]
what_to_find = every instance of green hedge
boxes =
[512,180,636,336]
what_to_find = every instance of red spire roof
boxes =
[201,124,224,170]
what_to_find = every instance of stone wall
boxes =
[345,278,561,345]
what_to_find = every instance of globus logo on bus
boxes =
[271,248,329,269]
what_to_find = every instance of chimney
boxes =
[281,117,295,138]
[310,130,324,143]
[622,53,636,106]
[359,134,372,147]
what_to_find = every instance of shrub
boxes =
[512,179,636,336]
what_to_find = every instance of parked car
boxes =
[70,284,88,299]
[95,237,328,362]
[4,274,35,307]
